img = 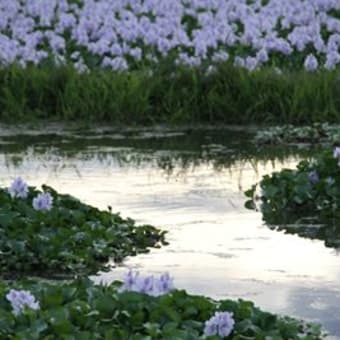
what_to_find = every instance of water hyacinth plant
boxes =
[254,123,340,145]
[8,177,28,199]
[0,180,167,278]
[204,311,235,338]
[32,192,53,211]
[0,0,339,71]
[304,54,319,72]
[6,289,40,316]
[245,147,340,248]
[0,278,323,339]
[0,1,339,124]
[119,270,174,297]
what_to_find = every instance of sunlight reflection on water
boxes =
[1,126,339,337]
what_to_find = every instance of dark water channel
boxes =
[1,125,339,338]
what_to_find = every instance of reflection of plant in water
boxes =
[0,128,314,179]
[268,219,340,249]
[245,148,340,248]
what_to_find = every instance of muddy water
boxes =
[0,125,339,338]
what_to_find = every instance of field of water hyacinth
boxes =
[2,0,340,71]
[0,0,340,123]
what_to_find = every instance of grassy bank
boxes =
[1,64,340,125]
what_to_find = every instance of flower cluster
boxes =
[6,289,40,316]
[119,270,174,297]
[8,177,28,199]
[0,0,339,71]
[204,311,235,338]
[8,178,53,211]
[32,192,54,211]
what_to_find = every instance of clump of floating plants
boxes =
[0,271,323,339]
[245,147,340,248]
[254,123,340,146]
[0,178,167,279]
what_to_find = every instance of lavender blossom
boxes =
[137,275,155,295]
[245,56,258,71]
[308,170,320,185]
[212,51,229,63]
[121,270,140,291]
[325,51,340,70]
[0,0,339,72]
[9,177,28,199]
[156,272,174,294]
[334,146,340,161]
[120,270,174,296]
[256,49,269,64]
[204,311,235,338]
[32,192,53,211]
[6,289,40,315]
[234,56,245,68]
[304,54,318,72]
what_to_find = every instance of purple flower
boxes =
[212,51,229,63]
[32,192,53,211]
[325,51,340,70]
[137,275,155,295]
[120,270,174,296]
[234,56,245,68]
[6,289,40,315]
[9,177,28,199]
[334,146,340,161]
[122,270,139,290]
[245,56,258,71]
[304,54,318,72]
[0,0,339,73]
[204,311,235,338]
[256,49,269,64]
[156,272,174,294]
[308,170,319,185]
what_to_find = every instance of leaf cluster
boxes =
[0,185,167,278]
[245,150,340,247]
[254,123,340,146]
[0,279,323,339]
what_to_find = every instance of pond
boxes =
[1,124,339,338]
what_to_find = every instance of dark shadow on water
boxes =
[267,218,340,250]
[0,125,314,173]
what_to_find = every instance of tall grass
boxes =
[0,63,339,125]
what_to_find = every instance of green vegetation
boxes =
[254,123,340,145]
[0,279,323,339]
[245,149,340,248]
[0,184,167,279]
[0,126,316,177]
[1,64,340,125]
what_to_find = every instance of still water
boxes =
[1,125,339,338]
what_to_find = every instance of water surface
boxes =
[0,125,339,338]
